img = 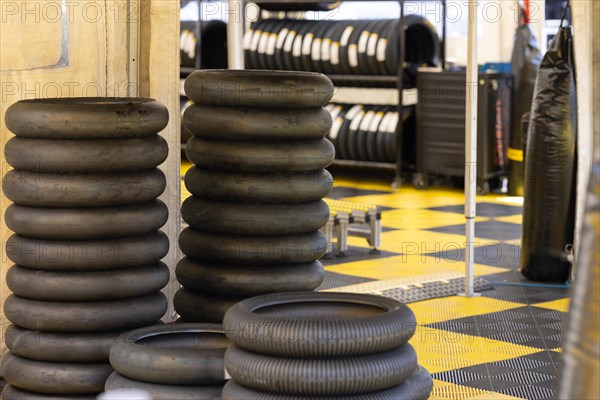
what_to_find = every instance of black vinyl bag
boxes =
[508,12,542,196]
[521,25,577,282]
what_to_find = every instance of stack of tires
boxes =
[325,103,416,164]
[176,70,335,323]
[222,292,434,400]
[244,17,439,85]
[1,98,171,399]
[105,324,230,400]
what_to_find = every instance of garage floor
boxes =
[181,162,570,400]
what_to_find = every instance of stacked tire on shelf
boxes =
[325,103,416,164]
[1,98,171,399]
[222,292,434,400]
[244,17,439,85]
[176,70,335,323]
[105,324,230,399]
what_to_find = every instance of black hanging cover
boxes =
[521,26,577,282]
[508,16,542,195]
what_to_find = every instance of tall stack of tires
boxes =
[1,98,171,399]
[176,70,335,323]
[325,103,416,165]
[222,292,434,400]
[244,17,439,85]
[105,324,230,400]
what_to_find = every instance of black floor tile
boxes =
[425,242,521,270]
[427,221,522,241]
[428,202,523,217]
[481,284,569,304]
[317,271,375,290]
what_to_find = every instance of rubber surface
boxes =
[176,258,324,296]
[186,137,335,173]
[5,201,168,240]
[181,198,330,235]
[104,373,223,400]
[179,228,328,265]
[7,263,170,302]
[4,292,167,332]
[2,168,166,208]
[5,98,169,139]
[184,70,334,107]
[225,344,418,396]
[6,232,169,271]
[223,292,416,357]
[4,136,168,173]
[183,105,332,140]
[174,289,241,323]
[184,167,333,204]
[0,385,97,400]
[1,353,112,395]
[109,323,229,385]
[4,325,124,363]
[221,367,434,400]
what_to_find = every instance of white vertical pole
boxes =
[462,0,480,297]
[227,0,245,69]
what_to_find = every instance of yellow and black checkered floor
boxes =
[181,163,569,400]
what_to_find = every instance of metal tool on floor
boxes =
[322,199,381,256]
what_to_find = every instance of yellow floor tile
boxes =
[493,214,523,225]
[325,255,508,281]
[431,380,525,400]
[535,298,571,312]
[331,177,393,192]
[381,209,489,230]
[343,188,466,210]
[347,229,501,254]
[408,296,524,325]
[410,327,542,374]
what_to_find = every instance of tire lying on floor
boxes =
[109,324,230,386]
[176,258,325,296]
[0,353,112,395]
[221,367,434,400]
[223,292,417,357]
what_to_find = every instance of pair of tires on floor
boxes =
[221,292,433,400]
[176,70,335,323]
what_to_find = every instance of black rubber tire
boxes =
[183,105,332,141]
[4,293,167,333]
[4,325,124,363]
[185,167,333,204]
[174,288,241,323]
[7,263,170,302]
[2,168,166,208]
[221,367,434,400]
[0,353,112,395]
[176,258,324,296]
[6,232,169,271]
[5,201,168,240]
[4,136,168,173]
[184,70,334,108]
[223,292,416,357]
[366,108,387,162]
[225,344,418,396]
[5,98,169,139]
[0,385,97,400]
[179,228,328,265]
[186,137,335,173]
[109,323,229,385]
[181,198,329,235]
[104,372,223,400]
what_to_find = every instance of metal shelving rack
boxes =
[238,0,447,187]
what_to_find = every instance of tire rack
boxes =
[240,0,448,187]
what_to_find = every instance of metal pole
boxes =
[460,0,480,297]
[393,0,406,189]
[227,0,245,69]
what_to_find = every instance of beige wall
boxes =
[0,0,180,359]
